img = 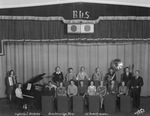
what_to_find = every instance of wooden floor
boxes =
[0,97,150,116]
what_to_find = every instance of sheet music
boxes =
[8,76,13,86]
[26,83,32,90]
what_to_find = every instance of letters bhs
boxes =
[73,11,90,19]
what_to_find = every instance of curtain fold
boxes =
[0,42,150,98]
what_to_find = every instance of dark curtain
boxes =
[0,19,150,40]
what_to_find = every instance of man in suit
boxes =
[130,70,143,109]
[121,67,133,88]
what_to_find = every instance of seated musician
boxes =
[45,81,56,98]
[65,68,76,81]
[67,80,78,110]
[116,81,128,107]
[52,66,64,86]
[107,80,118,95]
[76,66,89,81]
[78,81,87,97]
[87,81,96,96]
[105,68,116,88]
[15,83,25,110]
[96,80,107,108]
[118,81,128,97]
[92,67,103,81]
[57,82,66,96]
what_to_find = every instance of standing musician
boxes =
[130,70,143,109]
[105,68,116,88]
[6,70,18,101]
[92,67,103,81]
[76,66,89,81]
[52,66,64,86]
[65,67,76,81]
[121,67,133,89]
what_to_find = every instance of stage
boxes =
[0,97,150,116]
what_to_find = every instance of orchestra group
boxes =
[5,66,144,112]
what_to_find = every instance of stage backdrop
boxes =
[0,42,150,98]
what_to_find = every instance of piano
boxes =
[22,73,46,109]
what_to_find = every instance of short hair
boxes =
[80,80,84,83]
[59,82,63,86]
[99,80,104,85]
[48,81,52,84]
[90,80,94,85]
[121,81,125,84]
[111,80,115,83]
[55,66,60,70]
[80,66,85,70]
[68,67,73,72]
[70,79,74,83]
[135,70,140,73]
[109,67,113,70]
[9,70,15,75]
[95,67,100,71]
[125,67,129,69]
[17,83,22,87]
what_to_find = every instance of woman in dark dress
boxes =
[52,66,64,86]
[6,70,17,101]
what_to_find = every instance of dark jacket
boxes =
[52,72,64,84]
[45,86,55,97]
[121,72,133,87]
[130,76,143,91]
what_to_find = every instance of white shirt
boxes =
[15,88,23,99]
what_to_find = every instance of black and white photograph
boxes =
[0,0,150,116]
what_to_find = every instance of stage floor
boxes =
[0,97,150,116]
